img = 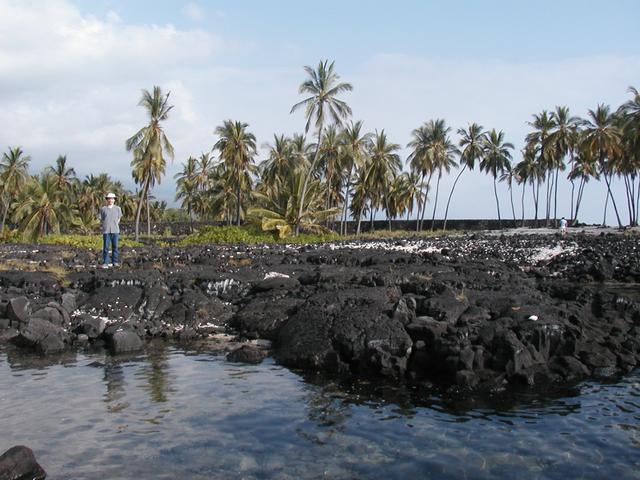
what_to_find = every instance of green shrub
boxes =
[38,234,143,249]
[178,225,341,246]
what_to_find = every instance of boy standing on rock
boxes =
[100,192,122,268]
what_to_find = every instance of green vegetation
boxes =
[1,233,143,249]
[2,64,640,245]
[177,225,340,246]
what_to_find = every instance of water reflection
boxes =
[298,370,585,420]
[1,343,639,479]
[138,340,175,404]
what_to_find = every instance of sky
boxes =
[1,0,639,225]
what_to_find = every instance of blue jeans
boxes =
[102,233,119,264]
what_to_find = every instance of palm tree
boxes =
[514,148,539,227]
[318,124,343,217]
[581,104,623,227]
[290,60,352,235]
[499,167,518,223]
[13,174,72,240]
[194,152,214,191]
[421,119,458,231]
[0,146,31,231]
[481,129,514,228]
[250,161,338,238]
[364,130,401,231]
[388,172,421,221]
[526,111,555,226]
[548,106,580,226]
[569,146,598,223]
[407,124,434,232]
[46,155,76,191]
[126,86,174,240]
[260,134,294,196]
[443,123,486,231]
[339,121,372,234]
[174,156,198,231]
[213,120,257,226]
[617,86,640,225]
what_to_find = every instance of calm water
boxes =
[1,342,639,480]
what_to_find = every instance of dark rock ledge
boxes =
[0,232,639,391]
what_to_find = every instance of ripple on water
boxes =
[0,344,639,479]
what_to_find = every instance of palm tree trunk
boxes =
[533,178,540,227]
[341,166,354,235]
[416,172,425,232]
[385,194,392,231]
[521,182,526,227]
[602,171,623,228]
[430,172,441,231]
[624,174,634,227]
[146,191,151,236]
[574,177,586,223]
[419,171,433,231]
[296,126,323,235]
[236,179,241,226]
[443,165,467,232]
[1,195,10,232]
[369,205,375,232]
[569,151,576,221]
[134,176,150,241]
[493,178,502,228]
[635,175,640,226]
[509,185,516,224]
[545,175,553,226]
[603,189,609,226]
[553,166,559,227]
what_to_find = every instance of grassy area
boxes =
[177,224,460,246]
[177,225,341,246]
[0,226,461,249]
[0,233,143,249]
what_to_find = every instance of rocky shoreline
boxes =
[1,232,639,392]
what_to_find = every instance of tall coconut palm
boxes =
[339,121,372,234]
[548,106,580,225]
[443,123,486,231]
[481,129,514,227]
[364,130,401,231]
[260,134,294,196]
[569,146,598,223]
[499,167,519,223]
[318,124,343,217]
[617,86,640,225]
[425,119,458,231]
[290,60,352,235]
[126,86,174,240]
[213,120,257,226]
[350,167,370,235]
[581,104,623,227]
[174,156,198,231]
[407,124,434,232]
[0,146,31,231]
[45,155,76,191]
[526,111,555,226]
[194,152,214,191]
[514,147,540,226]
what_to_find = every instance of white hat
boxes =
[105,192,117,199]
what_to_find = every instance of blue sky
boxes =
[1,0,639,224]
